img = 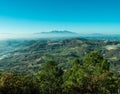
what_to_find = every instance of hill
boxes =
[0,38,120,75]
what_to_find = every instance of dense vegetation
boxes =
[0,51,119,94]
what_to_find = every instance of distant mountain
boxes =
[89,33,104,36]
[41,30,77,34]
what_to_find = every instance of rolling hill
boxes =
[0,38,120,75]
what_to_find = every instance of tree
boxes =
[83,51,109,71]
[36,61,63,94]
[63,59,85,94]
[63,51,119,94]
[0,72,39,94]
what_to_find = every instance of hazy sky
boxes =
[0,0,120,34]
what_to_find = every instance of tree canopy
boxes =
[0,51,119,94]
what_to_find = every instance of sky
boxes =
[0,0,120,34]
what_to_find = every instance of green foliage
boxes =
[36,61,63,94]
[63,51,119,94]
[63,60,84,94]
[0,51,119,94]
[83,51,110,71]
[0,73,39,94]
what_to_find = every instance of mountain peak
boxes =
[41,30,76,34]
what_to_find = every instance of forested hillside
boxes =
[0,38,120,75]
[0,51,119,94]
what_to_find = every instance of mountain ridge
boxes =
[41,30,77,34]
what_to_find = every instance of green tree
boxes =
[63,59,85,94]
[83,51,109,71]
[0,72,39,94]
[63,51,119,94]
[36,61,63,94]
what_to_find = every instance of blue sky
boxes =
[0,0,120,34]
